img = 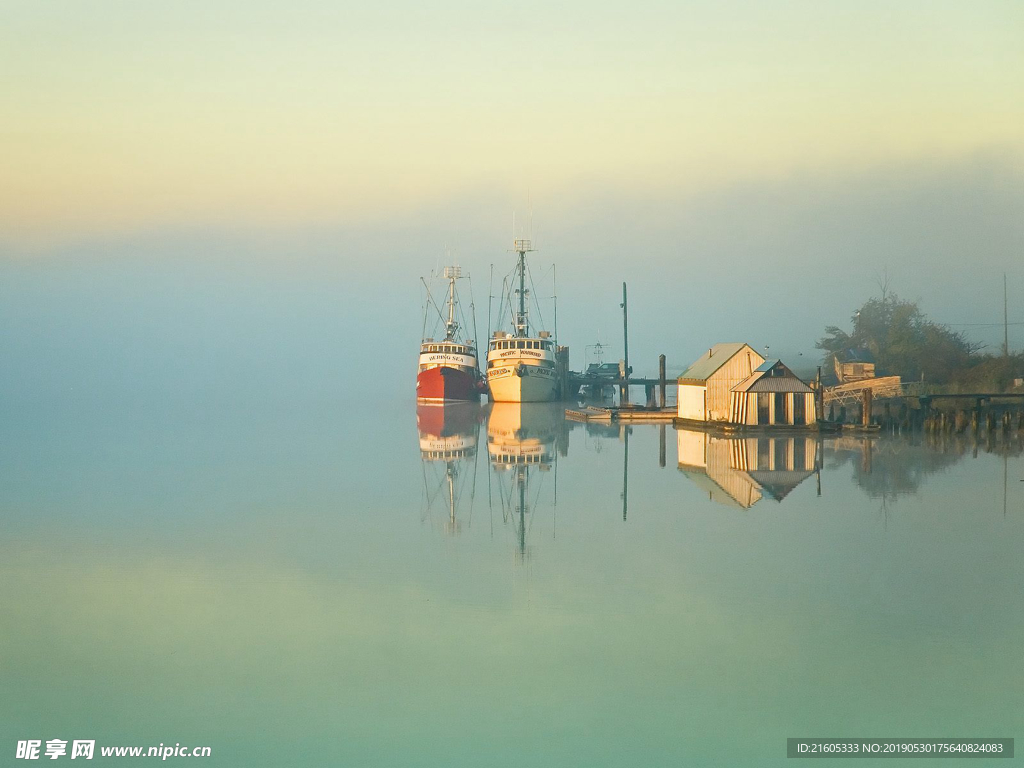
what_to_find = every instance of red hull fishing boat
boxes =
[417,266,483,402]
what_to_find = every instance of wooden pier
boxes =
[567,354,674,407]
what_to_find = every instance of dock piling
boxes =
[659,354,667,408]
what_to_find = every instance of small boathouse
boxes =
[729,360,817,426]
[677,343,765,423]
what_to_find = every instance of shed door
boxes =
[793,393,806,425]
[774,392,788,424]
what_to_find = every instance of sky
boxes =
[1,1,1023,401]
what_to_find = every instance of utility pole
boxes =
[620,282,629,404]
[1004,273,1009,358]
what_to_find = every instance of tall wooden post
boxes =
[815,366,824,422]
[861,388,872,427]
[659,354,667,409]
[620,282,629,404]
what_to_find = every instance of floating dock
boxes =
[566,406,677,423]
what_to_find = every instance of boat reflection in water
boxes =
[487,403,564,560]
[677,428,819,509]
[416,402,483,535]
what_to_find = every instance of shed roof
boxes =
[835,348,875,363]
[748,469,816,501]
[732,359,813,394]
[677,467,761,509]
[678,342,756,384]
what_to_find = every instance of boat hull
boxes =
[417,365,480,402]
[487,365,558,403]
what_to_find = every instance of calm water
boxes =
[2,398,1022,766]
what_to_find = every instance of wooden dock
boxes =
[565,406,676,423]
[672,417,841,434]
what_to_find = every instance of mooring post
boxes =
[659,354,667,408]
[862,388,872,427]
[620,282,629,404]
[815,366,824,422]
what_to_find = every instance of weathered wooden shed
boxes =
[833,348,876,384]
[677,343,765,423]
[729,359,816,426]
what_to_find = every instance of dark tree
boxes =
[817,293,981,384]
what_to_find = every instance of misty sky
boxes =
[1,1,1023,404]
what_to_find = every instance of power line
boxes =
[943,321,1024,327]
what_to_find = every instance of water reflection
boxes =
[416,402,483,535]
[826,431,1024,501]
[417,403,1023,528]
[677,428,819,509]
[486,403,566,560]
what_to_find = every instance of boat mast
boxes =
[443,265,461,341]
[513,239,532,338]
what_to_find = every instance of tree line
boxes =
[817,293,1022,390]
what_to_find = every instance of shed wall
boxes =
[678,384,707,421]
[706,348,764,421]
[731,391,817,425]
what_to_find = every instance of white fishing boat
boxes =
[486,240,558,403]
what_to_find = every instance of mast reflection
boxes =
[417,402,483,535]
[487,403,564,561]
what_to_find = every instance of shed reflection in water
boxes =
[677,429,819,509]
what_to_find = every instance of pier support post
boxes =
[659,354,667,408]
[815,367,824,422]
[620,282,629,405]
[862,389,872,427]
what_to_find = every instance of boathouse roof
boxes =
[678,342,756,384]
[732,360,813,394]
